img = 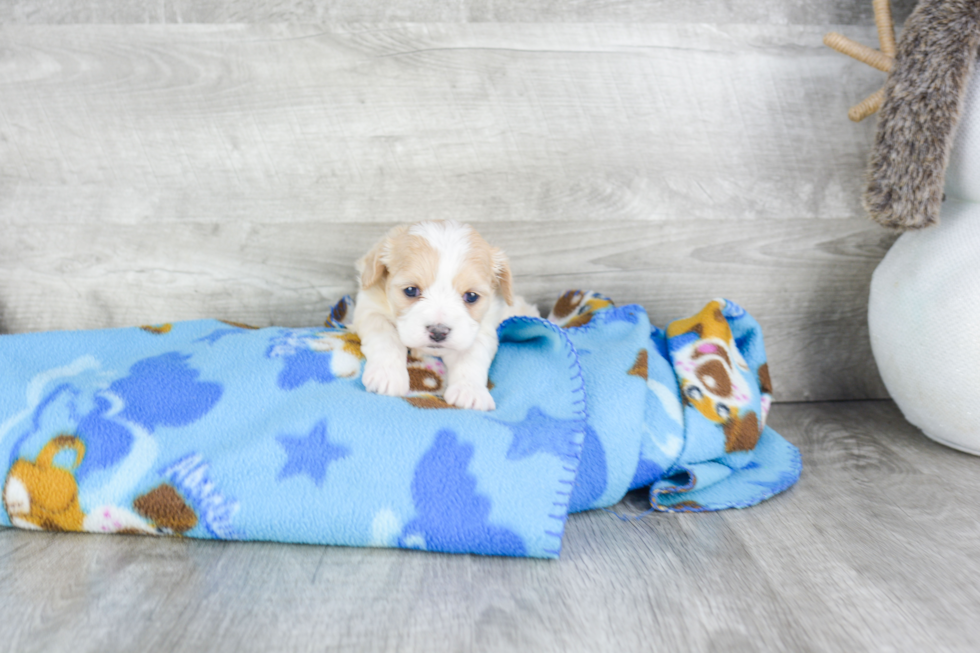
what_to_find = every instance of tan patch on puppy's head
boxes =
[356,225,413,291]
[361,222,513,312]
[359,220,516,352]
[450,244,495,324]
[358,225,445,317]
[384,233,440,318]
[490,246,513,306]
[456,231,513,310]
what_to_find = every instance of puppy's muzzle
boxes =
[427,324,451,343]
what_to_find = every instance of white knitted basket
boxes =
[869,68,980,454]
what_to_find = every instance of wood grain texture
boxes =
[0,22,897,402]
[0,219,896,402]
[0,0,919,25]
[1,401,977,652]
[0,24,887,225]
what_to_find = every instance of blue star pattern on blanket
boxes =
[276,420,351,487]
[268,329,339,389]
[277,348,338,389]
[267,328,365,390]
[495,406,583,461]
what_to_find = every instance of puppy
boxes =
[352,220,538,410]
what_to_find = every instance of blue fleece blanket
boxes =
[0,292,800,558]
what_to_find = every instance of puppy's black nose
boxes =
[427,324,451,343]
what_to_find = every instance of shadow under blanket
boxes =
[0,292,800,558]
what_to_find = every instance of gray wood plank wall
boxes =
[0,1,919,24]
[0,3,905,402]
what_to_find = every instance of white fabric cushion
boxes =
[869,200,980,453]
[946,67,980,202]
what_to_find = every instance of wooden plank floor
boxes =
[2,400,978,652]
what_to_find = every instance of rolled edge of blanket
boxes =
[648,426,802,513]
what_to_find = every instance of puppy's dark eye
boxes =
[716,403,730,420]
[404,286,419,298]
[685,385,703,400]
[463,292,480,304]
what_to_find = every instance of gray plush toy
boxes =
[866,0,980,230]
[827,0,980,230]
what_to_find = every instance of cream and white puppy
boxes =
[353,220,538,411]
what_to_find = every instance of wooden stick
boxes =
[873,0,896,56]
[823,0,896,122]
[849,88,886,122]
[823,32,894,73]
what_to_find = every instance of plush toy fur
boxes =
[865,0,980,230]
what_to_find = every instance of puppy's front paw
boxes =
[362,359,410,397]
[444,383,496,411]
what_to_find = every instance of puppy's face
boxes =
[357,221,513,352]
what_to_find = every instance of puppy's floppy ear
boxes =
[491,247,514,306]
[356,241,388,290]
[356,225,406,290]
